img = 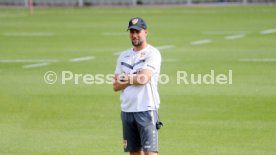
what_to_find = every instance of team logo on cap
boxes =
[132,18,139,25]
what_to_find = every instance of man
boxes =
[113,17,162,155]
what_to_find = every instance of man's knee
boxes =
[144,152,158,155]
[130,151,142,155]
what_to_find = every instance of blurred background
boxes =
[0,1,276,155]
[1,0,276,6]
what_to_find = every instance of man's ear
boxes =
[145,29,148,35]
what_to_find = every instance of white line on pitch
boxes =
[239,58,276,62]
[113,45,175,56]
[69,56,96,62]
[0,13,25,18]
[260,29,276,35]
[191,39,212,45]
[0,59,59,63]
[3,32,54,37]
[224,34,245,40]
[102,32,127,36]
[113,51,123,56]
[156,45,175,50]
[202,31,248,35]
[22,63,50,68]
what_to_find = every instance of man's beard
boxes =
[131,39,143,47]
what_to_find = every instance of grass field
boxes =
[0,5,276,155]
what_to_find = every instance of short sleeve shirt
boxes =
[114,44,161,112]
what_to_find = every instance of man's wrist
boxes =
[119,73,129,82]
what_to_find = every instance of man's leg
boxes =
[122,112,142,153]
[135,111,159,154]
[144,152,158,155]
[130,151,143,155]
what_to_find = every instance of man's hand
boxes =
[113,74,130,92]
[118,73,129,82]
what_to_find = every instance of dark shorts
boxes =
[121,110,158,153]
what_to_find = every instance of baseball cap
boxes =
[127,17,147,31]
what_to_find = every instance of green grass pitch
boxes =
[0,5,276,155]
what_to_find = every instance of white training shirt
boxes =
[114,44,161,112]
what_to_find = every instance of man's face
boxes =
[129,29,147,47]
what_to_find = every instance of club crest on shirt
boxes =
[123,140,127,149]
[140,52,145,59]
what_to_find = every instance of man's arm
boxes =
[113,69,153,92]
[122,69,153,85]
[113,74,130,92]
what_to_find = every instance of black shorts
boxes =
[121,110,158,152]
